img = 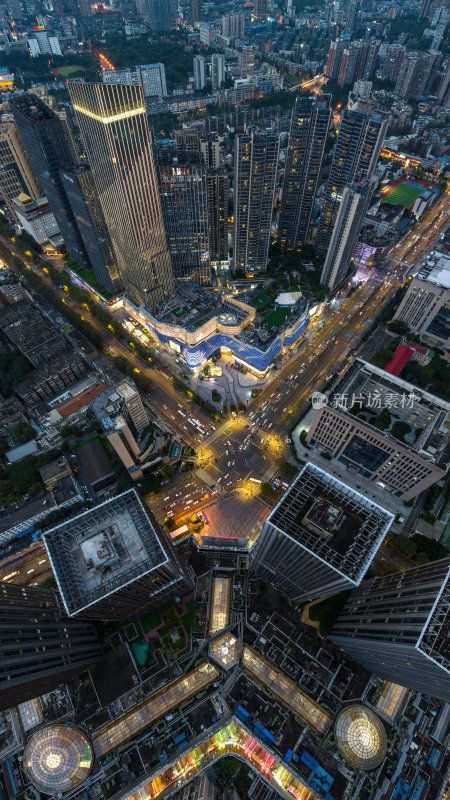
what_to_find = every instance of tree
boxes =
[387,319,409,335]
[10,422,36,443]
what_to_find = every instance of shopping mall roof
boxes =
[242,646,333,735]
[23,724,93,794]
[208,575,232,635]
[209,633,239,670]
[92,662,219,758]
[335,706,387,770]
[43,489,168,616]
[375,682,410,723]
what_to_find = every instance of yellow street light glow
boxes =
[72,104,146,125]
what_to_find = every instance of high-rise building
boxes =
[206,168,229,266]
[145,0,177,30]
[253,0,268,18]
[394,50,442,99]
[438,60,450,106]
[27,30,61,57]
[211,54,225,89]
[233,133,279,275]
[115,379,149,434]
[345,0,359,32]
[278,95,331,252]
[222,12,245,39]
[69,82,174,308]
[10,94,88,268]
[156,146,210,284]
[379,44,406,82]
[200,134,220,168]
[102,64,167,101]
[11,194,60,246]
[330,558,450,702]
[391,252,450,347]
[321,178,376,291]
[189,0,201,23]
[0,582,101,711]
[0,114,42,217]
[315,109,387,260]
[251,463,393,602]
[238,46,255,76]
[325,40,346,80]
[60,166,122,294]
[193,55,206,90]
[44,489,193,620]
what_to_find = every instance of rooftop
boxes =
[92,662,219,759]
[416,251,450,289]
[335,706,387,771]
[333,358,450,467]
[209,632,239,670]
[23,723,93,794]
[267,464,393,584]
[243,646,333,735]
[209,575,232,635]
[43,490,168,616]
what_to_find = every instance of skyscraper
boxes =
[10,94,88,267]
[251,463,393,602]
[0,582,101,710]
[315,109,387,260]
[211,54,225,89]
[253,0,268,18]
[222,12,245,39]
[69,82,174,308]
[60,167,122,294]
[394,50,442,99]
[330,558,450,703]
[320,178,376,291]
[278,95,331,252]
[207,168,229,266]
[157,145,210,284]
[146,0,177,30]
[193,55,206,90]
[345,0,359,32]
[438,60,450,106]
[233,133,279,275]
[189,0,201,24]
[44,489,193,620]
[0,114,42,218]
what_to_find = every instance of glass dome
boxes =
[335,706,387,771]
[23,723,93,793]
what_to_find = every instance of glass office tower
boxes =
[69,82,174,308]
[278,95,331,252]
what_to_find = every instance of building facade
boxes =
[206,168,229,266]
[321,178,376,291]
[12,193,59,245]
[251,463,393,602]
[0,582,101,711]
[60,166,122,294]
[278,95,331,252]
[392,253,450,347]
[306,405,446,501]
[211,54,225,89]
[157,146,210,284]
[0,114,42,217]
[10,94,88,268]
[233,133,279,275]
[69,82,174,308]
[330,558,450,703]
[193,55,206,90]
[315,109,387,260]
